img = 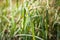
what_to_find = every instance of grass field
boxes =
[0,0,60,40]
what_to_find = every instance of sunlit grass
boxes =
[0,0,60,40]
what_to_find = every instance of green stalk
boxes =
[45,9,49,40]
[45,0,49,40]
[16,0,18,8]
[57,25,60,40]
[6,0,9,7]
[9,0,16,37]
[30,16,35,40]
[21,6,27,40]
[40,15,45,40]
[31,22,35,40]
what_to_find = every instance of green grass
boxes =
[0,0,60,40]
